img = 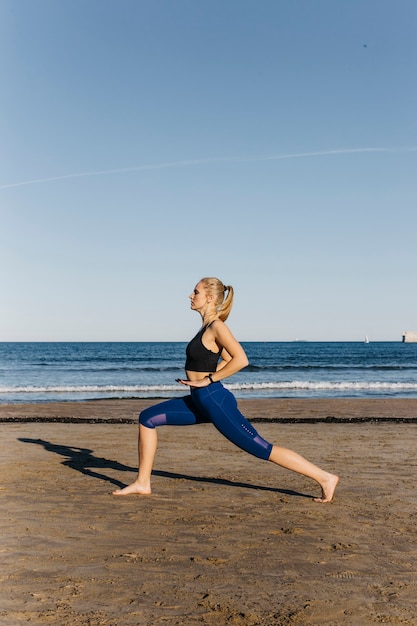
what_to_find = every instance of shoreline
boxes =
[1,397,417,422]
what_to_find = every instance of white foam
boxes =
[0,384,179,394]
[227,381,417,391]
[2,380,417,394]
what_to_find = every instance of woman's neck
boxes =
[201,312,218,326]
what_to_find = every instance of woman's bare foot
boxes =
[313,473,339,503]
[112,481,151,496]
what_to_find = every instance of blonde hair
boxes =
[200,277,234,322]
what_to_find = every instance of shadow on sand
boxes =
[18,438,311,498]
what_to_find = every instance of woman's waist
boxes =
[185,370,212,381]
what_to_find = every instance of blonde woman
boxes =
[113,277,338,502]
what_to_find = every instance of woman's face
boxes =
[189,281,211,312]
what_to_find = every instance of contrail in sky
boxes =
[1,146,416,191]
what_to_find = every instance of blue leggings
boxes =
[139,382,273,461]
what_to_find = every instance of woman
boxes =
[113,277,339,502]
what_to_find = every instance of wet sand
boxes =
[1,398,417,625]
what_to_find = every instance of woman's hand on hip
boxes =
[175,377,212,388]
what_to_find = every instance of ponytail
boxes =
[200,277,234,322]
[218,284,234,321]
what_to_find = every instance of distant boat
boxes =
[364,335,370,344]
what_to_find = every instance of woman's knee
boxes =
[139,407,167,428]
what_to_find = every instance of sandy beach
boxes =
[2,398,417,625]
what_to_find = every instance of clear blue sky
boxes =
[1,0,416,341]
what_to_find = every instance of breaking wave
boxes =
[2,380,417,395]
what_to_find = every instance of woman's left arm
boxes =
[210,321,249,380]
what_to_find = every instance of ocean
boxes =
[1,341,417,404]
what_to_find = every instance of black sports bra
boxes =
[185,323,222,372]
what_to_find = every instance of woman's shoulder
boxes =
[208,318,226,328]
[208,319,231,336]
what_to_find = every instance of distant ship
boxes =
[402,331,417,343]
[364,335,370,344]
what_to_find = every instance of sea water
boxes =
[1,341,417,403]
